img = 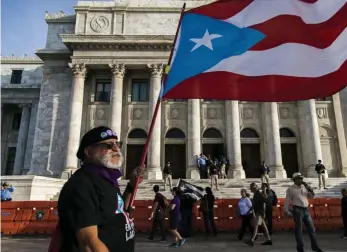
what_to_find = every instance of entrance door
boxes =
[126,145,146,179]
[241,144,261,178]
[281,144,299,178]
[202,144,224,159]
[165,144,186,179]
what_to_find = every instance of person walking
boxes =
[200,187,218,238]
[163,161,173,191]
[262,183,277,236]
[168,187,185,248]
[237,189,253,240]
[148,185,166,242]
[57,126,145,252]
[244,183,272,247]
[284,172,324,252]
[315,160,327,189]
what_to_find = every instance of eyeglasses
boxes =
[93,141,123,149]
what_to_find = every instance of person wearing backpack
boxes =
[57,126,145,252]
[262,183,277,236]
[148,185,166,242]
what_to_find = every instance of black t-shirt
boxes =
[57,169,135,252]
[154,193,165,212]
[252,190,267,215]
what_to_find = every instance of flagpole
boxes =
[127,3,186,209]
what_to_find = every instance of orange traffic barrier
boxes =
[0,198,344,235]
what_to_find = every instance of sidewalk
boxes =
[2,232,346,252]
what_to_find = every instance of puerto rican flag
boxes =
[162,0,347,102]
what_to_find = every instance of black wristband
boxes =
[125,183,134,194]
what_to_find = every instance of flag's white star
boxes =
[190,30,223,52]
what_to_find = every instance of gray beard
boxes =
[98,152,124,170]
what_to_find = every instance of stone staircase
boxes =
[116,178,347,200]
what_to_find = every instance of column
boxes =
[298,100,323,177]
[61,63,87,179]
[145,64,163,180]
[262,102,287,178]
[13,104,31,175]
[332,93,347,176]
[109,64,125,136]
[187,99,201,179]
[225,101,245,178]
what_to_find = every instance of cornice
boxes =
[45,11,76,23]
[0,55,42,64]
[61,34,174,51]
[35,49,72,61]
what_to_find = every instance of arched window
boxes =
[280,128,295,138]
[165,128,185,138]
[128,129,147,139]
[240,128,259,138]
[203,128,223,138]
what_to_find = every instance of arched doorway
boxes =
[202,128,224,160]
[241,128,261,178]
[165,128,186,179]
[280,128,299,178]
[126,128,147,179]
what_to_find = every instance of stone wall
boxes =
[45,23,75,50]
[1,63,43,86]
[28,62,73,177]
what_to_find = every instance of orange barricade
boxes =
[1,198,344,235]
[1,201,25,234]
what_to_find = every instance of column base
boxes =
[144,168,163,180]
[27,169,57,177]
[269,166,287,178]
[340,167,347,177]
[61,167,78,179]
[228,167,245,179]
[306,166,317,178]
[186,166,200,179]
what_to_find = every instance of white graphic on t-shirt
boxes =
[115,194,135,241]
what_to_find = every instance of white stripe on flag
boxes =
[205,27,347,77]
[224,0,347,27]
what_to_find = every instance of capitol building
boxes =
[1,0,347,182]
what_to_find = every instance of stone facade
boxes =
[1,0,347,179]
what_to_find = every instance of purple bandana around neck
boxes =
[82,163,122,187]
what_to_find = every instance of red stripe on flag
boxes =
[250,3,347,51]
[162,61,347,102]
[187,0,253,20]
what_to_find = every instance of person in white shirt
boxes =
[284,172,324,252]
[237,189,253,240]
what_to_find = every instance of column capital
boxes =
[69,63,87,78]
[109,63,125,78]
[147,63,163,78]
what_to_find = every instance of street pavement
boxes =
[2,232,346,252]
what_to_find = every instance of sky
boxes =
[1,0,88,56]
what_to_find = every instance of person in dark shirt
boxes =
[341,188,347,239]
[168,187,185,248]
[208,158,219,191]
[201,187,218,237]
[244,183,272,247]
[57,126,145,252]
[148,185,166,241]
[180,194,196,238]
[262,183,275,235]
[315,160,327,189]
